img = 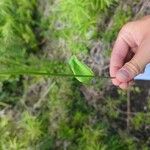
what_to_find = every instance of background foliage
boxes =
[0,0,150,150]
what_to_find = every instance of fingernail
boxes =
[117,69,131,82]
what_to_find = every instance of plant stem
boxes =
[0,71,115,79]
[127,88,131,133]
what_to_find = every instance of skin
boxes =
[110,15,150,90]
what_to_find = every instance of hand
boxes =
[110,16,150,89]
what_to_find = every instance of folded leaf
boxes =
[69,55,94,83]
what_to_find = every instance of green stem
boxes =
[0,71,115,79]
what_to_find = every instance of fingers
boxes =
[116,38,150,84]
[119,82,129,90]
[110,31,130,86]
[116,58,139,83]
[119,80,134,90]
[110,18,150,90]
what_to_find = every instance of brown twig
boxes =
[127,87,131,133]
[116,109,150,116]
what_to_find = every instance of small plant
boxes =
[69,55,94,83]
[89,0,118,12]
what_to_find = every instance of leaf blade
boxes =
[69,55,94,83]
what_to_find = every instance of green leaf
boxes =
[69,55,94,83]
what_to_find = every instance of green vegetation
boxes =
[69,55,94,83]
[49,0,118,53]
[0,0,150,150]
[0,0,37,57]
[102,8,132,43]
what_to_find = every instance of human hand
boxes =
[110,16,150,89]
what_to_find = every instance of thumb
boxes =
[116,41,150,82]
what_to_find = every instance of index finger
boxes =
[110,35,130,85]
